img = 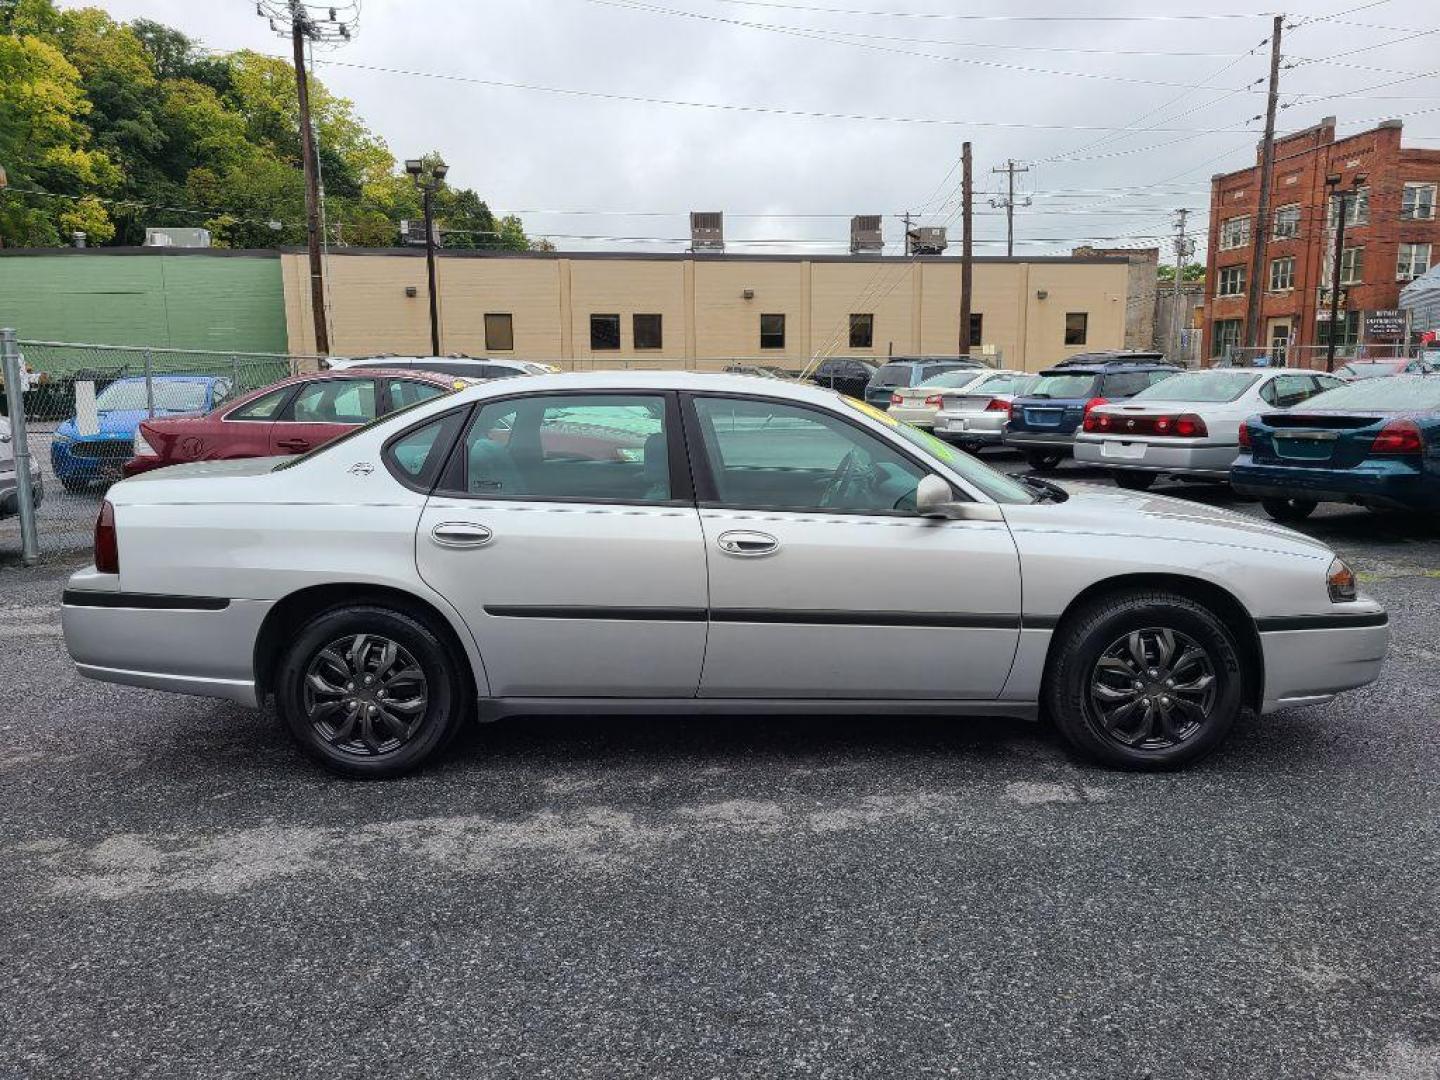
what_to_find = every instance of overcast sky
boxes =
[64,0,1440,256]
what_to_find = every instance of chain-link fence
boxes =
[1215,343,1410,371]
[2,337,322,561]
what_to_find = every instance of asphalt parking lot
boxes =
[2,457,1438,1079]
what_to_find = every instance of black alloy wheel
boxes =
[1087,628,1217,751]
[303,634,429,757]
[1261,496,1317,523]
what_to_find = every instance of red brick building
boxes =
[1202,117,1440,364]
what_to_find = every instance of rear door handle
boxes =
[431,522,494,548]
[717,530,779,557]
[276,439,311,452]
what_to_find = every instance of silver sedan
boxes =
[62,372,1388,777]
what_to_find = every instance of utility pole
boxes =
[259,2,358,357]
[1324,173,1365,373]
[959,141,973,354]
[902,211,913,256]
[1171,208,1194,365]
[1243,14,1284,351]
[406,158,449,356]
[989,159,1031,258]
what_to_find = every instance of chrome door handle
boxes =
[717,530,779,557]
[430,522,493,548]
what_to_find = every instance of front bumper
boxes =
[1231,459,1440,512]
[1073,435,1237,478]
[52,439,132,482]
[1258,608,1389,713]
[61,570,270,707]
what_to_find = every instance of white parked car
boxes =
[887,368,1016,429]
[1,417,44,517]
[932,370,1036,451]
[1074,368,1346,490]
[324,356,559,379]
[61,372,1388,777]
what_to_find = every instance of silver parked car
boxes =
[0,417,44,518]
[887,368,1024,430]
[62,372,1388,777]
[932,371,1036,451]
[1074,368,1346,490]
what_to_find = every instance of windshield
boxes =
[1298,376,1440,412]
[95,380,209,412]
[917,370,985,389]
[1131,371,1260,403]
[1026,373,1098,399]
[871,365,918,387]
[840,397,1035,504]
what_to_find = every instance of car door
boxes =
[269,377,380,455]
[684,393,1022,700]
[414,390,708,697]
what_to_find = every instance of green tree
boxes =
[1158,262,1206,283]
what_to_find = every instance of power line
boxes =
[684,0,1277,22]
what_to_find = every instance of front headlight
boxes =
[133,430,155,457]
[1327,557,1358,603]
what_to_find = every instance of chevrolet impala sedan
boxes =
[61,373,1389,778]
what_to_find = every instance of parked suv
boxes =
[807,357,877,398]
[863,356,986,408]
[1005,361,1178,469]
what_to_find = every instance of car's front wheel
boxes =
[1045,590,1244,769]
[1112,471,1156,491]
[276,605,466,778]
[1261,496,1317,523]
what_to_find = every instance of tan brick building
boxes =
[280,249,1139,372]
[1203,118,1440,362]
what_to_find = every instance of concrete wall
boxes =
[281,249,1133,372]
[0,250,288,352]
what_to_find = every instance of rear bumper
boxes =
[935,412,1006,443]
[1074,436,1236,477]
[61,573,269,707]
[1258,609,1389,713]
[1231,460,1440,511]
[1003,430,1076,452]
[887,405,937,427]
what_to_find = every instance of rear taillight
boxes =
[1082,410,1111,433]
[923,394,944,407]
[1238,421,1252,450]
[890,393,903,406]
[1173,414,1208,437]
[1371,419,1423,455]
[984,398,1011,414]
[94,499,119,574]
[1082,396,1109,419]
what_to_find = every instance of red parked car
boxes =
[123,368,466,477]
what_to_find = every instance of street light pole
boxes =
[406,158,448,357]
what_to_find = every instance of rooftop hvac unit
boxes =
[910,226,947,255]
[850,215,883,254]
[691,211,724,252]
[143,227,211,248]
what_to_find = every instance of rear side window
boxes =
[289,379,379,424]
[228,386,292,421]
[383,408,470,489]
[388,380,449,411]
[1028,373,1098,398]
[871,365,915,387]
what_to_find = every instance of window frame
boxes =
[280,376,381,425]
[1063,312,1089,346]
[759,313,787,350]
[1212,318,1243,357]
[848,313,874,349]
[1216,265,1247,297]
[223,384,301,423]
[679,391,974,518]
[1401,182,1437,221]
[1328,186,1370,229]
[632,313,663,350]
[589,313,622,351]
[1339,245,1364,286]
[1269,255,1295,292]
[1272,204,1301,239]
[1219,216,1251,251]
[380,404,475,495]
[432,388,693,508]
[1397,242,1431,282]
[484,313,514,352]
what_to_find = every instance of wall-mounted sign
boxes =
[1365,309,1406,337]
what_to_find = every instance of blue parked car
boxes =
[1004,361,1178,469]
[51,375,230,492]
[1232,374,1440,521]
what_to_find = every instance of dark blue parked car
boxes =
[1004,362,1178,469]
[1232,374,1440,521]
[51,375,229,492]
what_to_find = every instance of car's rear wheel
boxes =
[1045,590,1244,770]
[1026,450,1064,470]
[1112,471,1156,491]
[276,605,465,778]
[1261,496,1317,523]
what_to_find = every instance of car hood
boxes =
[59,408,203,439]
[1010,480,1332,559]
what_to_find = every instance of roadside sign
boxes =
[1365,309,1406,337]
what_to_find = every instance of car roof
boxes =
[441,370,875,406]
[880,357,980,366]
[1035,364,1173,376]
[110,374,218,384]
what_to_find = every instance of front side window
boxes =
[760,313,786,350]
[228,386,292,421]
[1219,216,1250,250]
[485,313,514,351]
[288,378,378,424]
[1273,204,1301,239]
[387,379,449,411]
[590,314,621,351]
[1340,246,1364,285]
[1269,256,1295,291]
[633,313,663,350]
[458,394,670,503]
[1064,312,1088,346]
[1402,183,1437,221]
[1216,266,1246,297]
[1397,242,1431,282]
[692,396,924,513]
[849,313,874,349]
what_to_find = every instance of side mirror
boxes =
[915,473,1005,522]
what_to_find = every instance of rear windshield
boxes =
[1131,371,1260,403]
[871,365,917,387]
[1026,373,1098,399]
[1337,362,1404,378]
[1299,376,1440,412]
[917,370,984,389]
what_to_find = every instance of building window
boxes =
[760,313,786,350]
[1339,246,1363,286]
[1212,319,1242,357]
[1273,204,1301,239]
[590,313,621,351]
[1216,265,1247,297]
[1316,311,1361,349]
[968,313,983,348]
[1328,186,1370,228]
[1269,256,1295,292]
[1402,183,1437,221]
[1219,216,1250,251]
[633,313,663,349]
[484,313,514,351]
[1398,242,1432,282]
[848,313,873,349]
[1063,312,1088,346]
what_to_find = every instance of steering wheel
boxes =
[818,447,875,509]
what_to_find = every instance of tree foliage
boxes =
[0,2,527,251]
[1157,262,1206,283]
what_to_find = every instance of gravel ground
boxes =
[2,458,1438,1079]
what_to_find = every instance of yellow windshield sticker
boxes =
[841,396,901,428]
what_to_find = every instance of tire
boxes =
[1044,590,1244,770]
[1261,496,1317,523]
[1112,471,1156,491]
[1026,450,1064,471]
[60,474,91,495]
[275,604,467,778]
